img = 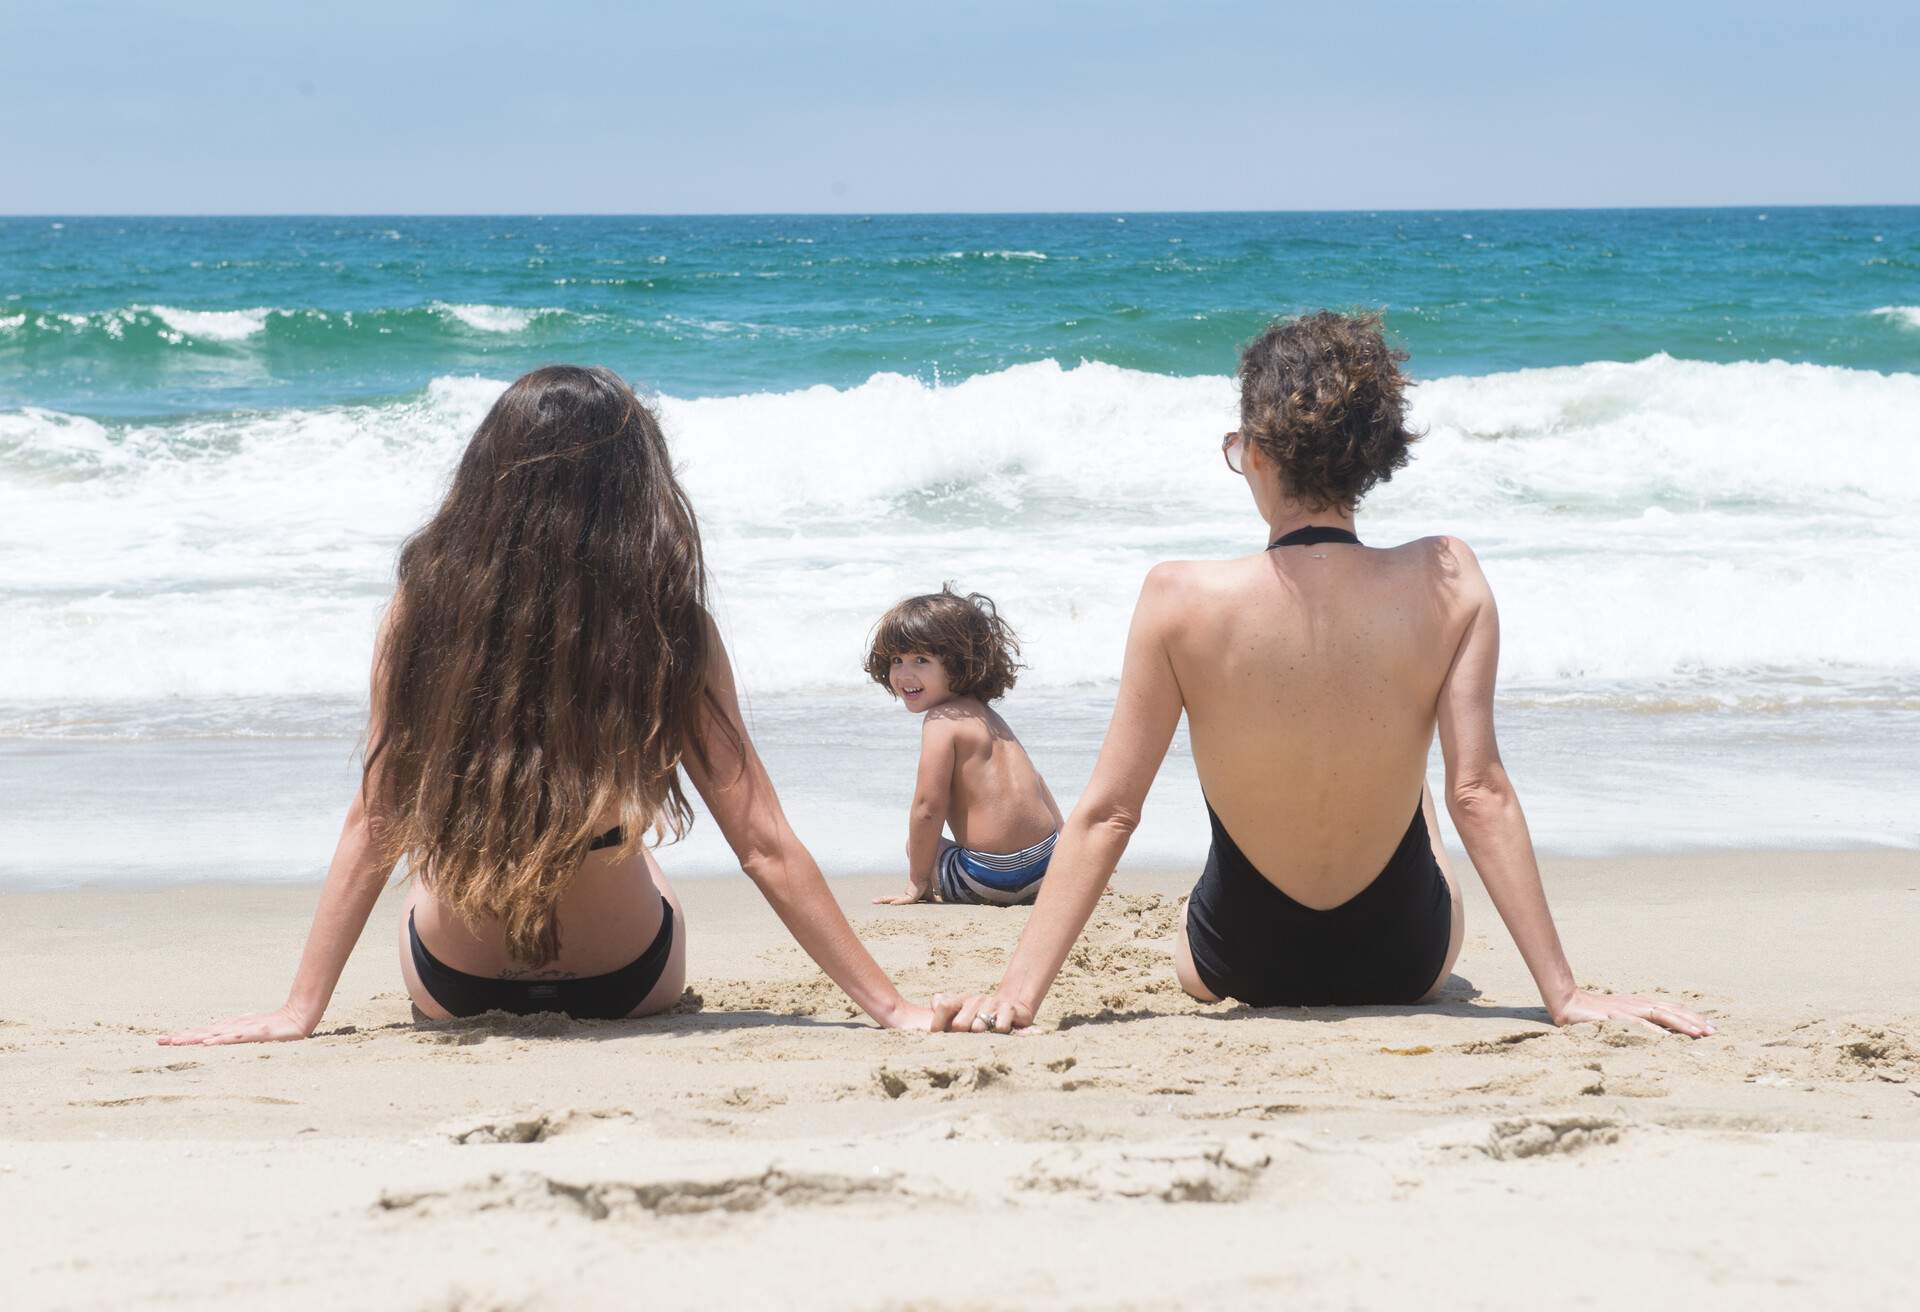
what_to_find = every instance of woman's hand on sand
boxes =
[159,1004,315,1046]
[930,991,1037,1035]
[1551,989,1716,1038]
[881,999,938,1030]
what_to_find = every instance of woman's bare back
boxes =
[406,842,670,979]
[1165,536,1471,907]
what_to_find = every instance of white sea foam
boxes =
[941,249,1049,261]
[2,357,1917,715]
[1869,305,1920,329]
[430,302,554,333]
[8,303,575,342]
[0,408,119,481]
[143,305,272,341]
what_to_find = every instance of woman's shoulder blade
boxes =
[1144,555,1249,593]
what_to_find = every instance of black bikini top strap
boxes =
[588,826,624,852]
[1269,525,1362,549]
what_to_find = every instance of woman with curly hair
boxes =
[162,366,932,1042]
[932,312,1715,1039]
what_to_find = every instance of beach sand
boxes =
[3,851,1917,1309]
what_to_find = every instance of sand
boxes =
[2,849,1917,1309]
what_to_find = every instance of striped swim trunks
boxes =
[935,832,1057,906]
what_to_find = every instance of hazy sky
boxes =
[5,1,1914,214]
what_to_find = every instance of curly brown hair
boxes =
[1236,310,1420,510]
[864,586,1022,703]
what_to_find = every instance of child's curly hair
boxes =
[864,585,1022,703]
[1237,310,1421,510]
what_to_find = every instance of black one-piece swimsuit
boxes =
[1181,526,1453,1007]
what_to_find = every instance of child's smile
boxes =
[889,651,953,711]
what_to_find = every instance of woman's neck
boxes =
[1263,500,1356,546]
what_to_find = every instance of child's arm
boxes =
[163,613,401,1045]
[875,716,957,904]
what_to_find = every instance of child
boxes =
[865,587,1063,906]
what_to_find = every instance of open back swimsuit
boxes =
[1181,526,1453,1007]
[407,826,677,1020]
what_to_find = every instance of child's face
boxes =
[887,651,954,712]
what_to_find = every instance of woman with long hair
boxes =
[932,312,1715,1039]
[164,366,929,1041]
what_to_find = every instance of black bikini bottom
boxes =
[408,902,675,1020]
[1184,800,1451,1007]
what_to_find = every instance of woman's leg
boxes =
[397,881,454,1021]
[1172,896,1222,1003]
[1418,783,1466,1002]
[626,848,689,1017]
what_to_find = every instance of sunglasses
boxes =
[1222,430,1244,475]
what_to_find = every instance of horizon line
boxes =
[5,202,1919,221]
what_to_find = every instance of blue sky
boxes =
[4,1,1914,213]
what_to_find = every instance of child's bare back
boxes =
[927,699,1058,853]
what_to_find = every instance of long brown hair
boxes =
[365,365,724,965]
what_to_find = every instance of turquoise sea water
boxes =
[3,209,1917,885]
[5,209,1916,416]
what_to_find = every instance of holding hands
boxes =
[930,990,1036,1034]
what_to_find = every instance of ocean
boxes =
[3,210,1917,887]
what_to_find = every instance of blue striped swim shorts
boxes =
[935,831,1057,906]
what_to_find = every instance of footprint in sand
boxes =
[440,1108,636,1144]
[1479,1115,1623,1160]
[378,1167,919,1220]
[872,1060,1013,1100]
[1020,1140,1272,1203]
[1178,1101,1308,1121]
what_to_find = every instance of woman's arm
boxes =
[685,619,930,1029]
[1435,539,1713,1038]
[163,615,401,1045]
[875,717,957,905]
[933,566,1187,1032]
[161,795,396,1045]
